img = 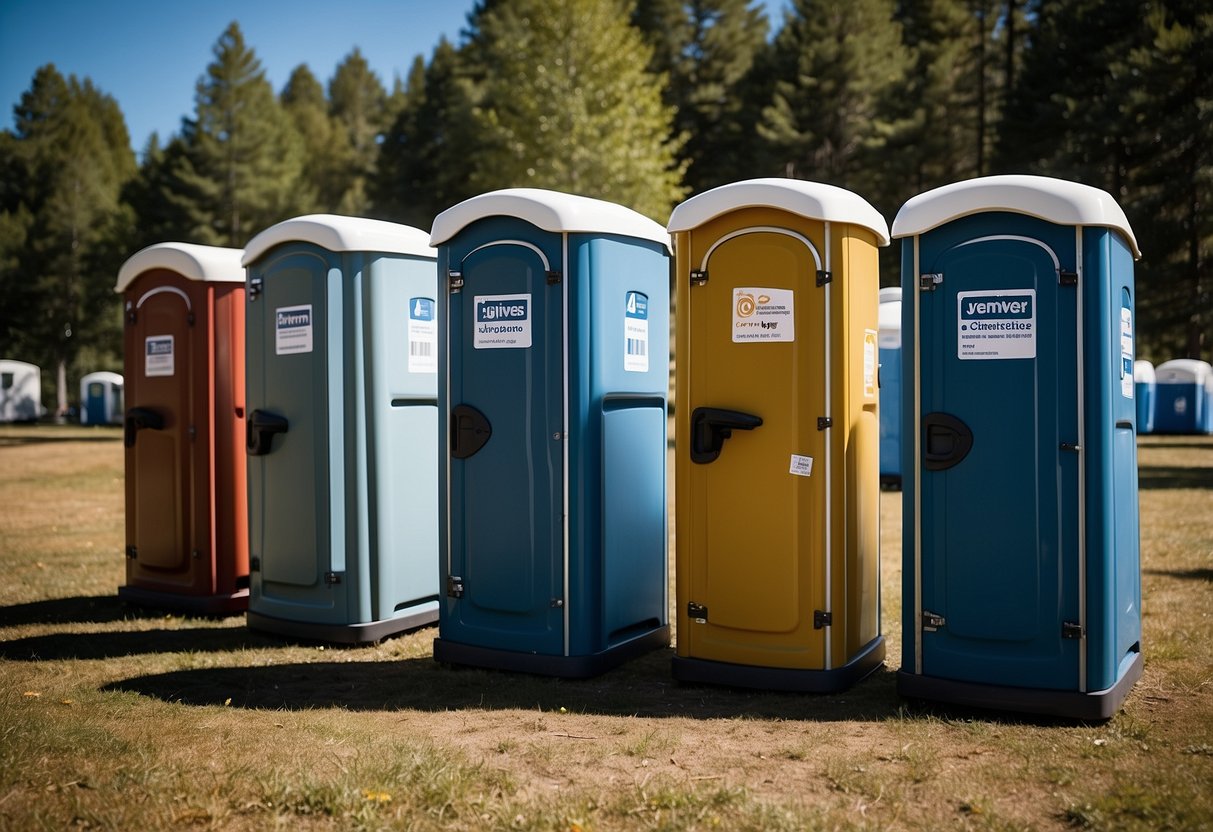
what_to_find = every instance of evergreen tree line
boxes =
[1,0,1209,414]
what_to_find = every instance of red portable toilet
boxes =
[114,242,249,613]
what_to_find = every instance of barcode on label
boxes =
[410,341,432,357]
[626,338,646,356]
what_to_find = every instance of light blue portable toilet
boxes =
[1133,360,1155,435]
[80,371,124,425]
[429,188,671,677]
[243,215,440,643]
[892,175,1143,719]
[1154,359,1213,435]
[878,288,903,488]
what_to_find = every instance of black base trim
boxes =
[433,624,670,678]
[896,650,1143,721]
[246,605,437,645]
[118,584,249,615]
[671,635,885,693]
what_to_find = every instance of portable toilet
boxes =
[668,178,888,692]
[1154,359,1213,435]
[243,215,440,643]
[80,371,124,425]
[892,174,1143,719]
[1133,360,1155,435]
[878,287,903,488]
[430,188,671,677]
[115,243,249,613]
[0,360,42,422]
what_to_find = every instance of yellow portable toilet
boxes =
[668,178,889,691]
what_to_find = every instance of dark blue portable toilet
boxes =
[243,215,440,643]
[1153,359,1213,435]
[892,175,1143,719]
[878,288,902,488]
[80,371,124,425]
[429,188,671,677]
[1133,360,1155,435]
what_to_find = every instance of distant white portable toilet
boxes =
[80,371,124,426]
[1133,360,1155,435]
[1154,359,1213,435]
[0,360,42,422]
[878,288,903,487]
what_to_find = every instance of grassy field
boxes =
[1,425,1210,831]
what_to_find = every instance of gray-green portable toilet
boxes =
[243,214,440,643]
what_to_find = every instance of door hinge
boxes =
[1060,442,1081,452]
[447,575,465,598]
[1059,269,1078,286]
[922,610,947,631]
[248,275,263,301]
[817,416,832,430]
[448,270,464,293]
[324,571,342,586]
[816,269,833,287]
[687,602,708,623]
[550,598,564,608]
[250,556,260,572]
[690,269,708,286]
[1062,621,1085,639]
[813,610,832,629]
[125,545,138,560]
[920,273,943,291]
[187,312,195,327]
[126,306,137,325]
[546,270,562,285]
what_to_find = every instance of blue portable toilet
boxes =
[80,371,124,425]
[892,175,1143,719]
[1154,359,1213,435]
[1133,360,1155,435]
[243,215,440,643]
[429,188,671,677]
[878,287,903,488]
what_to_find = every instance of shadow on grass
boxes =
[101,650,908,722]
[0,625,283,660]
[1144,567,1213,582]
[1137,466,1213,490]
[0,595,223,627]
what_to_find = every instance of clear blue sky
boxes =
[1,0,792,159]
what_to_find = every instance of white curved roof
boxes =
[1133,360,1155,384]
[879,287,902,304]
[0,359,40,372]
[1156,358,1213,388]
[891,175,1141,259]
[878,287,901,345]
[115,242,244,293]
[666,178,890,245]
[429,188,671,250]
[243,214,435,265]
[80,371,124,385]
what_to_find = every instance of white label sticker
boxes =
[473,293,531,349]
[957,289,1036,360]
[624,291,649,373]
[408,297,437,374]
[863,329,878,398]
[790,454,814,477]
[733,287,795,343]
[1120,306,1134,398]
[144,335,174,377]
[276,304,314,355]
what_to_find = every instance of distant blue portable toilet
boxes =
[1153,359,1213,435]
[1133,360,1155,435]
[80,371,124,425]
[429,188,671,677]
[243,215,440,643]
[892,175,1143,719]
[878,287,903,488]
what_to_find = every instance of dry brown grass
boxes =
[1,425,1211,831]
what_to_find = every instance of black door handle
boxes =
[247,409,289,456]
[690,406,762,464]
[124,407,164,448]
[451,404,492,459]
[922,411,973,470]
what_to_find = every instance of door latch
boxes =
[922,610,947,631]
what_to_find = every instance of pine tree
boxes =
[462,0,686,220]
[328,49,388,214]
[633,0,770,194]
[281,64,336,213]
